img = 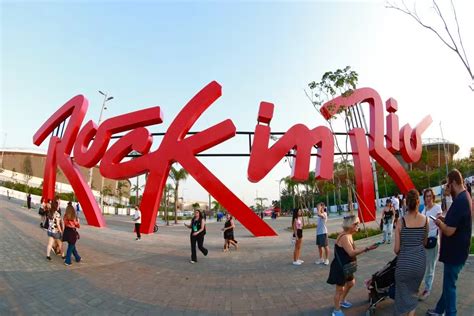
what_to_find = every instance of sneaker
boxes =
[292,261,301,265]
[419,289,430,301]
[135,237,140,241]
[64,262,71,266]
[297,259,304,263]
[190,260,196,264]
[387,240,391,244]
[426,309,443,316]
[46,256,51,261]
[340,300,353,308]
[332,309,344,316]
[324,259,330,265]
[315,260,322,264]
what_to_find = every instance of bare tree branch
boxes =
[386,0,473,84]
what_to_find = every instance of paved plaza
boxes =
[1,196,473,316]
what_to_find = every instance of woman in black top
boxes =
[327,215,378,316]
[184,210,208,263]
[222,214,238,252]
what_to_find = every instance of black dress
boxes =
[327,243,355,286]
[223,219,234,240]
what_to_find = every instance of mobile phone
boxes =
[429,215,437,221]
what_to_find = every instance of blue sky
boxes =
[2,0,473,205]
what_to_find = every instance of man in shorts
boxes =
[315,203,329,265]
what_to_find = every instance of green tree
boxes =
[192,202,200,210]
[131,184,142,205]
[169,165,189,224]
[22,156,33,189]
[101,185,113,206]
[254,197,268,211]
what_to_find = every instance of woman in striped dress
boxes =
[394,189,428,316]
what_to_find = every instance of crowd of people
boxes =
[29,169,472,315]
[38,197,82,266]
[325,169,472,316]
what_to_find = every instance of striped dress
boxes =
[394,217,427,315]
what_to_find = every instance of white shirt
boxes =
[133,210,142,224]
[422,204,442,238]
[392,197,400,210]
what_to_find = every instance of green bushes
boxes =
[471,237,474,255]
[1,180,76,202]
[329,228,382,241]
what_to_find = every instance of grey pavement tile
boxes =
[1,197,474,315]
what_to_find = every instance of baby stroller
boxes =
[365,256,397,315]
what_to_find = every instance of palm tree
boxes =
[131,184,142,205]
[164,183,174,226]
[212,200,222,211]
[254,197,268,211]
[282,176,298,209]
[169,165,189,224]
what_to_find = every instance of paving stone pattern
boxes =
[1,196,473,315]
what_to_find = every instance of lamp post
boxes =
[276,179,282,211]
[89,91,114,213]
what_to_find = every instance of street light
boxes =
[275,179,282,211]
[89,91,113,213]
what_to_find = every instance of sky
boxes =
[1,0,473,206]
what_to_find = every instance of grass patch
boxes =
[471,237,474,255]
[329,228,382,241]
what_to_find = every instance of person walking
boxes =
[222,213,238,252]
[132,206,141,240]
[327,215,378,316]
[75,203,81,217]
[381,199,395,244]
[39,197,47,228]
[185,210,208,263]
[427,169,472,316]
[315,203,329,265]
[27,193,32,209]
[393,189,428,316]
[419,188,442,301]
[292,209,304,265]
[62,204,82,266]
[45,203,64,261]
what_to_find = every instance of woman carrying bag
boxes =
[62,205,82,266]
[327,215,378,316]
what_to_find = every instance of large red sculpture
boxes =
[34,83,431,236]
[320,88,432,222]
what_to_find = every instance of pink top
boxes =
[64,218,80,229]
[295,218,303,230]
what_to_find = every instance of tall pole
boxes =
[276,180,282,211]
[439,122,449,176]
[0,132,7,168]
[88,91,113,213]
[359,104,381,210]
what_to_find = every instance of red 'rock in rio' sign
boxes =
[33,82,431,236]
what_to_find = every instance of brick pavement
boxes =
[1,196,473,315]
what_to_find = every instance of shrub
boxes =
[329,228,382,241]
[471,237,474,255]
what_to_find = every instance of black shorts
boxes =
[316,233,328,247]
[296,229,303,239]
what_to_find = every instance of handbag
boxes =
[424,211,437,249]
[334,240,358,278]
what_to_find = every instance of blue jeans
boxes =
[65,243,81,264]
[423,242,439,291]
[435,262,464,316]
